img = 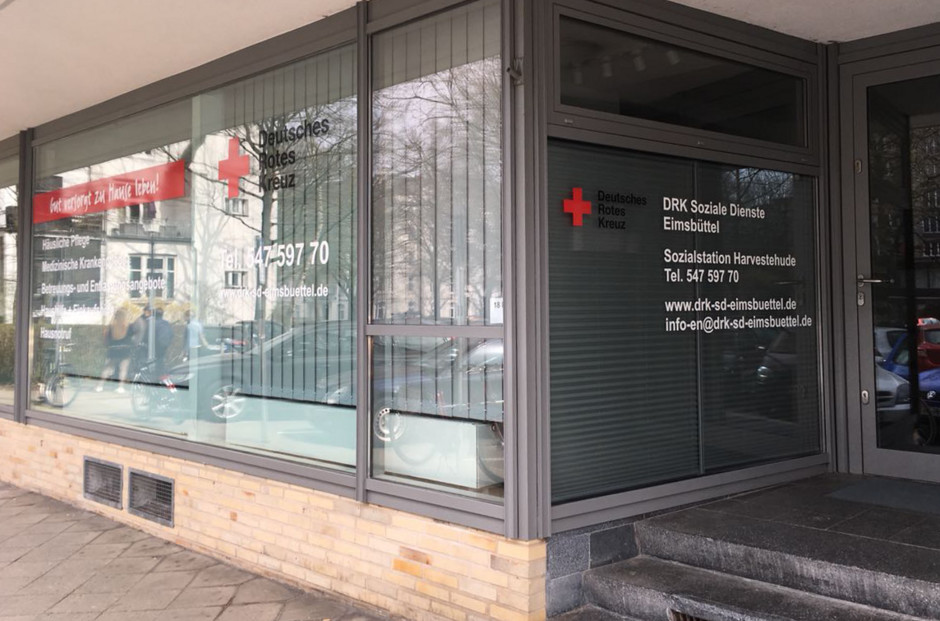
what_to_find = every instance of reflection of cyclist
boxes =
[96,309,133,393]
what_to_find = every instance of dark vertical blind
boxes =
[549,141,819,504]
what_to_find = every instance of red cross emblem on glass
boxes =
[218,137,250,199]
[564,187,591,227]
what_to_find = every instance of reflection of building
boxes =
[914,130,940,292]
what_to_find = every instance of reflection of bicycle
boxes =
[37,343,82,408]
[130,356,188,421]
[374,405,505,484]
[45,364,81,407]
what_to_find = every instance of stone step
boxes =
[634,508,940,618]
[550,604,637,621]
[583,555,929,621]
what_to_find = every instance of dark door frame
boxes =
[838,35,940,480]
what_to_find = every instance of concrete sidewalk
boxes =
[0,481,389,621]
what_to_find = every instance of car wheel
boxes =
[206,382,245,420]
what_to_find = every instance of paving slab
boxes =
[0,480,391,621]
[190,564,255,588]
[153,550,219,573]
[170,586,237,609]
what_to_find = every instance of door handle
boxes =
[857,275,893,286]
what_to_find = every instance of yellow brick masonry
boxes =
[0,419,546,621]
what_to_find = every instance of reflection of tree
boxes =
[722,168,794,209]
[182,97,357,328]
[372,57,502,324]
[910,127,940,258]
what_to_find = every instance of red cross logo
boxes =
[218,137,250,199]
[564,187,591,226]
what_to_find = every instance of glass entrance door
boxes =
[856,67,940,480]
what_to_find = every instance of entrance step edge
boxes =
[549,604,638,621]
[583,555,930,621]
[635,508,940,618]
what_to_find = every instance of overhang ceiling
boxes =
[1,0,939,143]
[0,0,357,142]
[670,0,940,44]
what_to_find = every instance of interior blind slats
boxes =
[548,141,819,505]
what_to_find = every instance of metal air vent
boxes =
[128,469,174,527]
[83,457,122,509]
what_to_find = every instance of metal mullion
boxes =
[364,323,501,339]
[14,130,33,425]
[356,0,371,502]
[502,0,522,539]
[547,123,820,178]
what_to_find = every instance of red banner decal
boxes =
[33,160,186,224]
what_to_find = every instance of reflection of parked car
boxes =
[880,327,940,375]
[376,340,504,423]
[874,326,905,360]
[221,319,285,353]
[174,321,355,421]
[876,366,910,417]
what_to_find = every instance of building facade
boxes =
[3,0,940,618]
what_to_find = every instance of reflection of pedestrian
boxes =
[130,305,152,369]
[97,309,132,393]
[153,308,173,373]
[184,311,209,360]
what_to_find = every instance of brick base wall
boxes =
[0,419,546,621]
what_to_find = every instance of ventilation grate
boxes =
[83,457,122,509]
[128,469,174,527]
[669,612,711,621]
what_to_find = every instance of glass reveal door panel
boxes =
[867,76,940,455]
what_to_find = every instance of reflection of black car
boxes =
[221,320,285,353]
[376,340,504,423]
[176,321,355,421]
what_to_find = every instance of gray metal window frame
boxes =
[549,0,821,167]
[360,0,515,535]
[526,0,835,536]
[0,135,19,421]
[20,11,363,499]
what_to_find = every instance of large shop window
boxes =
[0,155,17,407]
[30,46,358,469]
[548,140,819,504]
[370,0,505,500]
[558,17,806,147]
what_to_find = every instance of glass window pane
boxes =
[548,140,819,504]
[30,46,358,470]
[371,336,504,499]
[371,0,503,325]
[559,17,806,147]
[0,156,17,406]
